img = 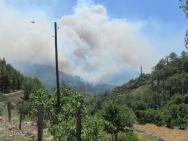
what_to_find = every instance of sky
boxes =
[0,0,187,85]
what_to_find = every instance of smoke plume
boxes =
[0,0,156,84]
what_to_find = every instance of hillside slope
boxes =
[91,51,188,130]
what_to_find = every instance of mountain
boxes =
[13,63,116,93]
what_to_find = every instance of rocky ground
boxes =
[0,116,52,141]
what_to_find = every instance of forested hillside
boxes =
[0,58,41,94]
[114,51,188,93]
[1,51,188,141]
[91,51,188,129]
[0,58,23,93]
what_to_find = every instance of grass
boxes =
[0,136,32,141]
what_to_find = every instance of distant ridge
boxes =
[14,63,116,93]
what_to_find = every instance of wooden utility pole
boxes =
[140,65,143,76]
[54,22,60,112]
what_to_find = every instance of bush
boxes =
[136,109,165,126]
[164,104,188,129]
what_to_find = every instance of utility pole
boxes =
[54,22,60,112]
[76,104,82,141]
[140,65,143,76]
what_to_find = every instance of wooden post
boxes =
[37,105,44,141]
[7,102,11,122]
[54,22,61,113]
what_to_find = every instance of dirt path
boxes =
[1,90,24,104]
[134,124,188,141]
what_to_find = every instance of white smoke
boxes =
[0,0,157,84]
[57,4,156,83]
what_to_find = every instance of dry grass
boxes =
[137,132,154,141]
[134,124,188,141]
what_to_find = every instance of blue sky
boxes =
[4,0,187,23]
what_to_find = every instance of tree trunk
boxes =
[37,105,44,141]
[19,113,22,130]
[182,80,184,94]
[114,134,118,141]
[111,134,114,141]
[7,102,11,122]
[76,105,82,141]
[162,80,165,92]
[111,134,117,141]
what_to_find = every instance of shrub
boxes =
[136,109,165,126]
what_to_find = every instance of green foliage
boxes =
[180,0,188,17]
[29,86,104,141]
[0,58,24,93]
[17,101,32,117]
[0,58,42,95]
[50,119,76,141]
[103,103,136,135]
[136,109,164,126]
[23,77,42,100]
[82,117,104,141]
[164,103,188,129]
[92,51,188,130]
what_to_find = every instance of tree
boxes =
[103,103,136,141]
[30,89,49,141]
[179,0,188,48]
[49,85,102,141]
[82,117,103,141]
[164,104,188,129]
[17,101,31,130]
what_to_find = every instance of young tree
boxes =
[30,89,49,141]
[103,103,136,141]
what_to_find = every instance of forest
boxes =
[0,51,188,141]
